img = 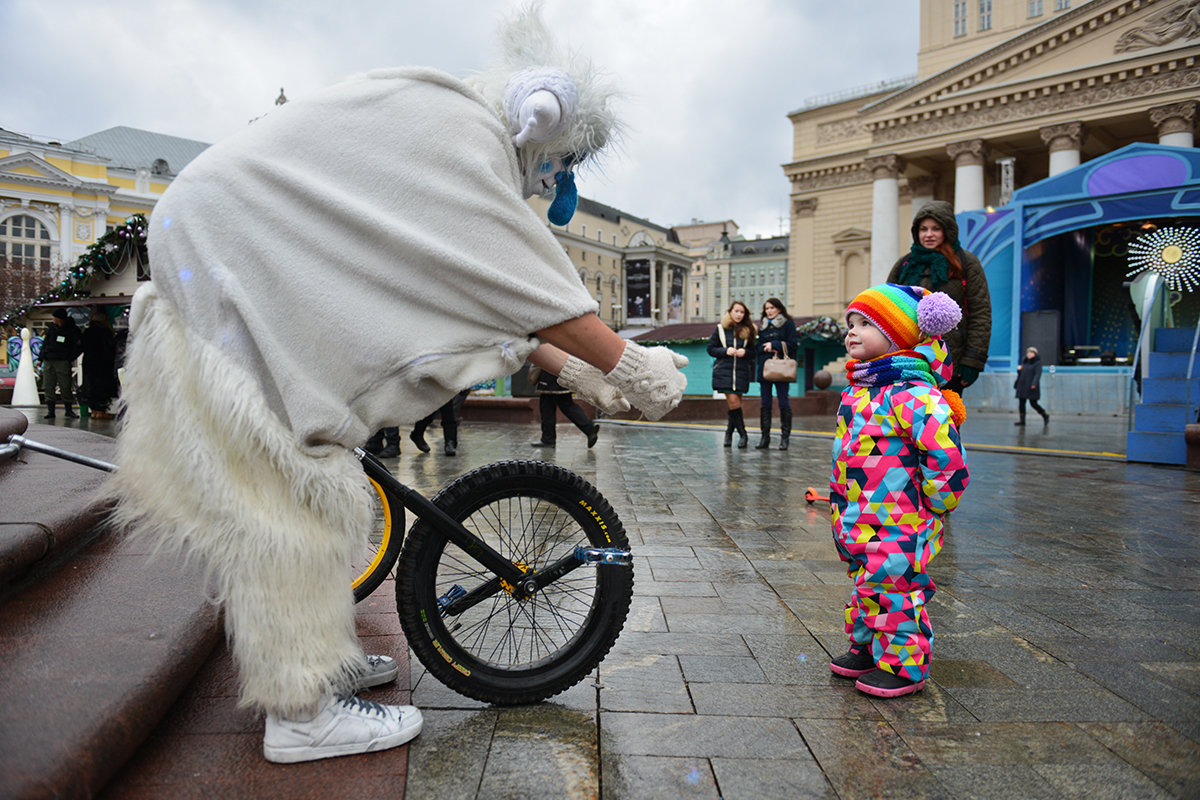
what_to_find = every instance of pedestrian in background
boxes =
[528,364,598,449]
[1014,345,1050,426]
[756,297,799,450]
[80,311,120,419]
[828,284,969,698]
[708,300,755,448]
[410,389,470,456]
[40,309,82,419]
[364,426,401,458]
[888,201,991,397]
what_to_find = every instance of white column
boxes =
[865,154,905,286]
[1040,122,1085,176]
[947,139,987,213]
[1151,101,1197,148]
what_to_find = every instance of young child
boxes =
[828,284,970,698]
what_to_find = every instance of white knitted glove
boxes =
[603,341,688,421]
[557,356,631,415]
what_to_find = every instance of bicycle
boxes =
[2,434,635,706]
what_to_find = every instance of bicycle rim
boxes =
[352,477,403,603]
[397,460,633,704]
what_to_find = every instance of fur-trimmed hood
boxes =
[911,200,959,245]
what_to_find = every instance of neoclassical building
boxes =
[784,0,1199,320]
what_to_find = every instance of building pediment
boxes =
[832,227,872,245]
[862,0,1199,141]
[0,153,115,196]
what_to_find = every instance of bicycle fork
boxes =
[355,449,631,614]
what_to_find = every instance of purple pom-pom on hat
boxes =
[917,291,961,337]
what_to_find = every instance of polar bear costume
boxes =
[106,17,625,720]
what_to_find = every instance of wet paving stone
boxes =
[601,754,721,799]
[710,756,838,799]
[690,682,884,720]
[391,420,1200,799]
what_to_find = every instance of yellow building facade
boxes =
[0,126,207,314]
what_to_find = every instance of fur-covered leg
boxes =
[106,286,369,718]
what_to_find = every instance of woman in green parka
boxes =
[888,201,992,395]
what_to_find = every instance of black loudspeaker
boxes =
[510,363,537,397]
[1020,310,1061,366]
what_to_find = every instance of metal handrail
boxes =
[1188,321,1200,424]
[1127,274,1166,432]
[1,434,117,473]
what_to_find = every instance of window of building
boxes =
[597,228,602,241]
[953,0,968,36]
[978,0,992,30]
[1028,0,1043,15]
[581,224,587,237]
[1,214,52,269]
[1054,0,1069,9]
[595,275,602,294]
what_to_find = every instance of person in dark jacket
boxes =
[80,311,120,419]
[1013,346,1049,426]
[707,301,756,448]
[756,297,800,450]
[40,309,83,419]
[528,365,598,448]
[887,201,991,395]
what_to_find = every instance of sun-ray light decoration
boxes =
[1126,226,1200,293]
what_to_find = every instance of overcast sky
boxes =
[2,0,918,237]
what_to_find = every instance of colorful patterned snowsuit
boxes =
[829,339,969,682]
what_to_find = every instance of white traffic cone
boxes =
[12,328,41,407]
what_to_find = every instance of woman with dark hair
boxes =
[756,297,800,450]
[707,300,756,448]
[888,201,991,395]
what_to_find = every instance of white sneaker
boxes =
[356,654,399,689]
[263,695,423,763]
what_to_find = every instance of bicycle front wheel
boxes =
[352,477,404,603]
[396,460,633,705]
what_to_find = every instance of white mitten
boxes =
[603,341,688,421]
[557,356,631,415]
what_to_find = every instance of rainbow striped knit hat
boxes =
[846,283,961,351]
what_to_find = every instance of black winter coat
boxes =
[40,319,82,362]
[1014,354,1042,401]
[756,315,799,383]
[708,313,755,394]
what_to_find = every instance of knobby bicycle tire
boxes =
[396,460,633,705]
[352,477,405,603]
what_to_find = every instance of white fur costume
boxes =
[107,61,610,716]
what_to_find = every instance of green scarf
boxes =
[896,242,958,287]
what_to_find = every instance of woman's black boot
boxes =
[778,409,792,450]
[723,411,735,447]
[755,407,772,449]
[734,409,748,448]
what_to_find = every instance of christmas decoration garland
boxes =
[1,214,148,326]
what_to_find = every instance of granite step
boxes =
[0,408,221,799]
